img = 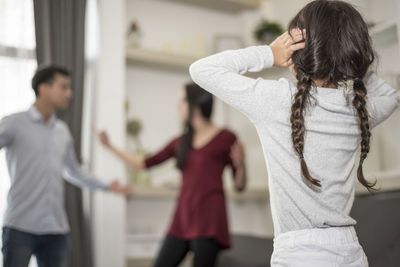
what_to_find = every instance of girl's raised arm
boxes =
[189,30,305,123]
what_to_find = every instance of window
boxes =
[0,0,36,265]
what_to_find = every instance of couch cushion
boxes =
[217,234,273,267]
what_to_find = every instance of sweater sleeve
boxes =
[189,45,290,123]
[144,138,179,168]
[364,72,399,129]
[0,115,15,149]
[63,139,109,191]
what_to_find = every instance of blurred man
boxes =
[0,65,131,267]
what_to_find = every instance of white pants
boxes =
[270,226,368,267]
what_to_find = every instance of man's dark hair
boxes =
[31,65,70,97]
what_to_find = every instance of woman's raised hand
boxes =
[230,141,245,169]
[94,127,112,148]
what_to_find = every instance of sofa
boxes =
[217,190,400,267]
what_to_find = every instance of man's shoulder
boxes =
[54,118,71,135]
[1,111,28,124]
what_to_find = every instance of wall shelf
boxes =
[127,170,400,199]
[126,46,200,71]
[158,0,261,13]
[127,184,269,200]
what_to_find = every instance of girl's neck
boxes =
[313,79,336,88]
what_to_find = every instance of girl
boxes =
[189,0,399,266]
[96,83,247,267]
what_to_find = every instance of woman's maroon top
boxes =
[144,129,237,249]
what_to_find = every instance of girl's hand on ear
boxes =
[270,29,306,68]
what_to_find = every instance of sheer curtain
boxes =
[0,0,36,266]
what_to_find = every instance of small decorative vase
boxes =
[127,21,142,47]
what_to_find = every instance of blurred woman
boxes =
[96,82,247,267]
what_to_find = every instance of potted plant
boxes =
[126,119,143,151]
[254,19,284,44]
[127,20,142,47]
[125,100,149,185]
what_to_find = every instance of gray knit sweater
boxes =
[189,45,399,236]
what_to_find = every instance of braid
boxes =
[290,71,321,187]
[352,78,377,192]
[287,0,377,192]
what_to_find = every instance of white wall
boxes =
[124,0,274,260]
[126,0,243,53]
[126,0,269,189]
[91,0,127,266]
[124,0,400,190]
[260,0,370,29]
[123,0,400,262]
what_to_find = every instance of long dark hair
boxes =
[176,83,214,170]
[288,0,377,192]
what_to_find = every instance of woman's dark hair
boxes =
[32,65,70,97]
[288,0,377,192]
[176,83,214,170]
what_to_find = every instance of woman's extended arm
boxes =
[96,130,145,170]
[95,129,179,170]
